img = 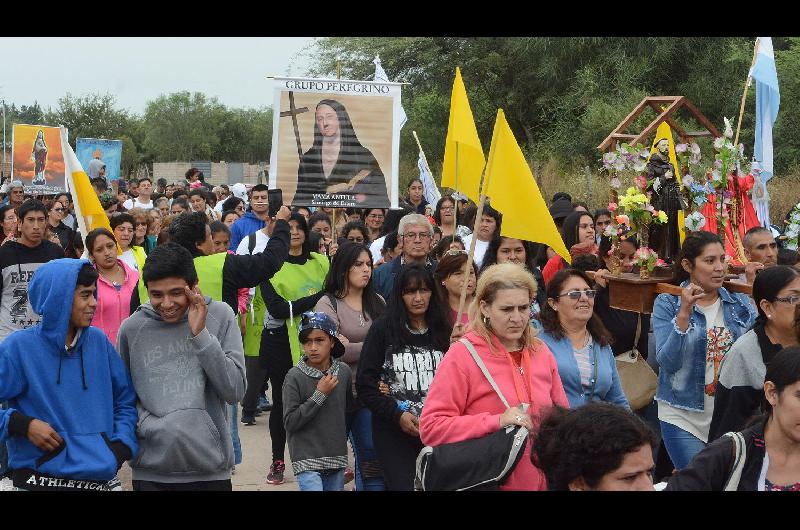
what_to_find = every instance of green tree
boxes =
[44,93,132,146]
[142,91,226,161]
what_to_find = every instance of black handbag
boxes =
[414,338,529,491]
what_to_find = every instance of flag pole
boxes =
[734,38,761,148]
[453,143,459,236]
[454,131,497,324]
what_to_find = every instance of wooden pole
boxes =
[454,192,487,324]
[734,38,761,148]
[453,143,459,236]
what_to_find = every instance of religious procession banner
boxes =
[269,77,403,209]
[76,138,123,182]
[11,124,66,194]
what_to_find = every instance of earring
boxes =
[768,314,772,319]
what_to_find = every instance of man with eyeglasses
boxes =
[372,214,436,299]
[3,181,26,211]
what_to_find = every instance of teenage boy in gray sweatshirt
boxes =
[117,243,246,491]
[283,311,353,491]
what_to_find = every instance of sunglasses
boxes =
[555,289,597,300]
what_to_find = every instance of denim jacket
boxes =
[539,332,629,410]
[652,283,756,412]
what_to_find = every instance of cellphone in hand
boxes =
[267,189,283,217]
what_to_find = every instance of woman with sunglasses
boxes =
[363,208,385,242]
[652,231,756,469]
[128,208,156,254]
[46,199,74,255]
[432,196,468,239]
[708,265,800,441]
[539,268,629,409]
[340,220,370,246]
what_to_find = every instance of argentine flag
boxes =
[750,37,780,226]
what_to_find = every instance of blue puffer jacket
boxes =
[539,331,629,409]
[0,259,139,482]
[652,283,756,411]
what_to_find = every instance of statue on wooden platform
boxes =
[647,138,685,263]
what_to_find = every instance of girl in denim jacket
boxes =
[653,232,756,469]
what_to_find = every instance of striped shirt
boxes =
[573,336,594,389]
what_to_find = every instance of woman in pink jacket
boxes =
[419,262,569,490]
[87,228,140,346]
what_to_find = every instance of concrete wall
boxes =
[153,162,269,186]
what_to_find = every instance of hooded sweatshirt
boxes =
[0,258,139,483]
[0,239,65,342]
[116,296,246,483]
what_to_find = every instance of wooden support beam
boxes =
[682,99,722,137]
[631,97,685,146]
[597,99,651,151]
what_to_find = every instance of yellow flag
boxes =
[482,110,571,264]
[60,128,117,254]
[441,67,485,203]
[648,122,686,244]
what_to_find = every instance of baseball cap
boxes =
[298,311,345,358]
[548,198,574,221]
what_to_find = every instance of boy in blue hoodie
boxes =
[0,259,138,491]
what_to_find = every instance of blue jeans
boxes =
[229,404,242,466]
[660,421,706,470]
[348,407,385,491]
[296,469,345,491]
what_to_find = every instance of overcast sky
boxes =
[0,37,318,114]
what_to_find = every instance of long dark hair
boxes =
[540,268,612,346]
[752,265,800,325]
[434,252,477,308]
[289,212,314,258]
[384,264,451,352]
[480,236,537,274]
[763,346,800,416]
[561,211,594,250]
[324,242,385,320]
[674,231,723,284]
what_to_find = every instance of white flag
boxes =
[418,151,441,206]
[374,55,407,129]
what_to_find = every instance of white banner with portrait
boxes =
[269,77,403,209]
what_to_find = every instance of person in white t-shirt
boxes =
[461,203,501,268]
[123,177,154,210]
[652,231,756,470]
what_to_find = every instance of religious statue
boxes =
[646,138,685,263]
[31,130,48,186]
[294,99,390,208]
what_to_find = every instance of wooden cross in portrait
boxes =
[280,91,309,159]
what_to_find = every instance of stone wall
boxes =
[153,162,269,186]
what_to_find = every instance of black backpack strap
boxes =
[248,232,257,254]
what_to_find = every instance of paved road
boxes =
[119,396,355,491]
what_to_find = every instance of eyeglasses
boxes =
[774,295,800,305]
[402,232,431,241]
[135,221,148,226]
[440,206,454,212]
[347,236,365,243]
[235,205,245,211]
[555,289,597,300]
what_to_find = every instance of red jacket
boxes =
[419,330,569,491]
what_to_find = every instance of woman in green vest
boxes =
[260,213,330,486]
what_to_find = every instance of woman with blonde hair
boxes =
[419,263,569,490]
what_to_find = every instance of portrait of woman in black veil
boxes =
[294,99,390,208]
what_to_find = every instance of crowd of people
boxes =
[0,169,799,492]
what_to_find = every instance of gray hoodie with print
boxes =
[116,296,245,483]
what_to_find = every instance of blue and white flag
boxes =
[374,55,407,129]
[749,37,780,227]
[418,151,441,206]
[750,37,780,181]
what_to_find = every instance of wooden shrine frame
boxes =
[598,96,722,152]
